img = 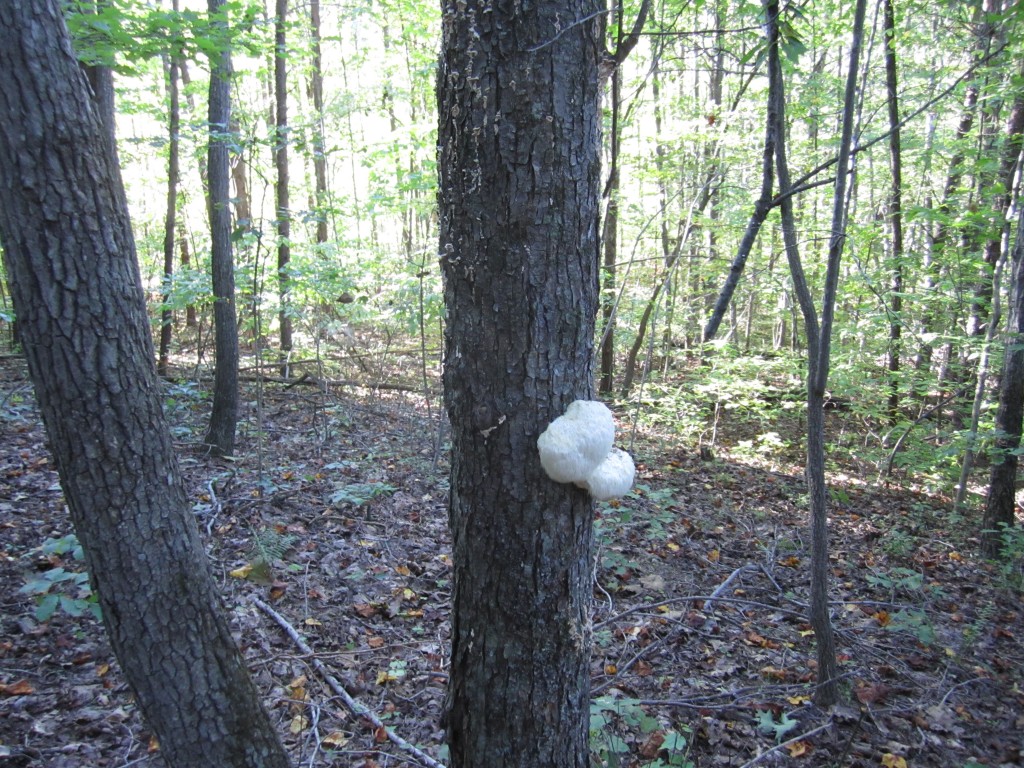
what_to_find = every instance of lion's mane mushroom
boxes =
[537,400,635,500]
[583,447,636,501]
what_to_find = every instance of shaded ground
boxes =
[1,355,1022,767]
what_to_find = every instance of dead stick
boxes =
[736,720,833,768]
[252,597,446,768]
[702,563,758,631]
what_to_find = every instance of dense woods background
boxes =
[0,0,1017,510]
[1,0,1024,766]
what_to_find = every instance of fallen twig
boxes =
[593,593,807,632]
[736,719,833,768]
[252,597,446,768]
[703,563,759,631]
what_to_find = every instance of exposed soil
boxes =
[1,355,1022,768]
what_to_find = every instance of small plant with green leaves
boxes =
[880,528,916,558]
[865,567,939,645]
[988,523,1024,592]
[590,695,693,767]
[328,480,397,508]
[866,566,925,597]
[242,526,298,584]
[19,533,101,622]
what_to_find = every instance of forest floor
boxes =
[0,353,1022,768]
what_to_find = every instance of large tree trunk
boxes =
[205,0,241,457]
[437,0,603,763]
[982,199,1024,557]
[0,4,289,767]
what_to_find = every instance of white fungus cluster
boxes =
[536,400,635,501]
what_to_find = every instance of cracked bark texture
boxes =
[437,0,603,764]
[0,3,289,766]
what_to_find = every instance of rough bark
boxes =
[437,0,603,763]
[0,3,289,766]
[205,0,241,457]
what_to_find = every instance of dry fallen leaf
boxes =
[855,682,890,705]
[229,564,253,579]
[322,731,348,747]
[786,740,809,757]
[638,730,666,759]
[0,679,34,696]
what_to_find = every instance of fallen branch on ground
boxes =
[703,563,759,631]
[253,597,446,768]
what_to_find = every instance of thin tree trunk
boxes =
[205,0,241,457]
[955,253,1006,511]
[275,0,292,374]
[807,0,866,708]
[158,41,181,378]
[621,176,716,395]
[309,0,329,246]
[0,4,289,765]
[599,61,621,395]
[883,0,904,424]
[702,119,775,344]
[766,0,865,707]
[180,233,198,328]
[917,4,984,370]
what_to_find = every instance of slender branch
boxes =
[525,8,610,53]
[253,597,447,768]
[787,42,1009,198]
[736,720,834,768]
[702,564,758,630]
[608,0,651,67]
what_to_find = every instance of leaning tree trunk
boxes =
[0,3,289,767]
[437,0,603,763]
[204,0,241,457]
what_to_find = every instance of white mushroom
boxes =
[537,400,634,500]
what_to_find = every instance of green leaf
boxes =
[60,594,86,617]
[35,594,60,622]
[662,730,688,752]
[755,709,798,742]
